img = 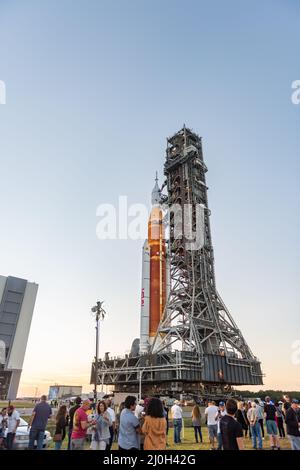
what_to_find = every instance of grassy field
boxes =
[45,427,290,451]
[0,401,35,408]
[43,418,291,451]
[2,404,291,450]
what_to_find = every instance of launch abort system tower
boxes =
[93,127,263,397]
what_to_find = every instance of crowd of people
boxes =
[0,393,299,451]
[202,395,300,451]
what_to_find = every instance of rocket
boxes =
[139,175,167,354]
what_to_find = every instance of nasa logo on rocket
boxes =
[141,288,145,307]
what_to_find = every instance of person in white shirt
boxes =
[171,400,183,444]
[6,405,20,450]
[134,400,145,419]
[215,401,226,450]
[105,399,116,449]
[205,401,219,450]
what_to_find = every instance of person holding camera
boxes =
[90,400,112,450]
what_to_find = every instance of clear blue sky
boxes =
[0,0,299,395]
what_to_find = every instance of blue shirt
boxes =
[118,408,140,449]
[32,402,52,430]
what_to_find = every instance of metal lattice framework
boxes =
[93,127,263,396]
[151,127,256,364]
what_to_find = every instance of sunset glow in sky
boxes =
[0,0,299,396]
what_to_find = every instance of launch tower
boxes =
[92,127,263,397]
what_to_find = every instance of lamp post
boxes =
[91,301,106,403]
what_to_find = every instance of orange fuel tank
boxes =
[148,204,166,342]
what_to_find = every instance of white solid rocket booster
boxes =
[139,240,150,354]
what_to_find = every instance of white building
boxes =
[0,275,38,400]
[48,385,82,400]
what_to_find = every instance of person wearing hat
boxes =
[67,396,82,450]
[247,402,263,450]
[171,400,183,444]
[71,399,95,450]
[285,399,300,450]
